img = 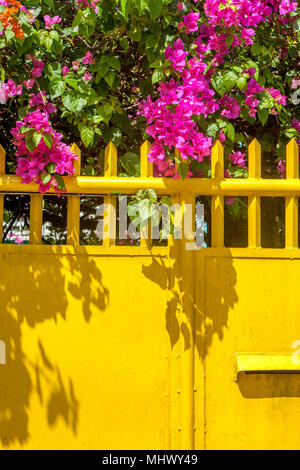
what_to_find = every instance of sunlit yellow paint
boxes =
[140,140,152,248]
[0,144,5,244]
[29,194,43,244]
[248,139,261,248]
[235,353,300,375]
[0,139,299,450]
[285,139,299,249]
[67,145,81,246]
[103,142,117,247]
[211,141,224,247]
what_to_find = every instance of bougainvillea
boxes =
[138,0,299,179]
[0,0,25,39]
[11,91,78,193]
[0,0,299,194]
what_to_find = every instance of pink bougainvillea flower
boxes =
[277,159,286,177]
[78,0,100,13]
[165,38,188,72]
[83,72,92,82]
[4,79,22,97]
[225,197,236,205]
[228,151,246,167]
[279,0,297,16]
[62,66,69,77]
[219,94,241,119]
[23,78,35,89]
[218,130,226,143]
[72,60,79,71]
[181,11,200,34]
[266,87,287,105]
[292,118,300,135]
[32,60,44,78]
[44,15,62,29]
[241,28,256,45]
[82,51,94,65]
[14,236,23,244]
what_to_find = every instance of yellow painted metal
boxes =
[285,139,299,248]
[30,194,43,244]
[3,175,300,196]
[140,140,153,178]
[211,141,224,247]
[140,140,152,248]
[0,245,171,449]
[235,353,300,375]
[248,139,261,247]
[1,139,300,450]
[202,251,300,449]
[67,144,81,246]
[103,142,117,247]
[179,192,195,450]
[0,144,5,244]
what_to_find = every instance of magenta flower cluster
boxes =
[138,0,296,178]
[11,92,78,193]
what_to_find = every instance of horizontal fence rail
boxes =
[0,138,299,248]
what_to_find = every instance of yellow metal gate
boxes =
[0,138,299,450]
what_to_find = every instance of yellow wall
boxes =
[1,139,300,450]
[0,245,172,450]
[1,245,300,450]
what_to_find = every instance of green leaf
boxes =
[120,152,140,176]
[97,103,114,124]
[43,0,54,7]
[64,73,79,89]
[49,77,66,99]
[47,62,62,77]
[224,123,235,142]
[54,174,65,190]
[120,38,129,53]
[62,92,87,113]
[258,109,269,126]
[121,0,130,20]
[178,163,188,180]
[43,134,53,149]
[33,132,42,148]
[148,0,163,19]
[106,56,121,72]
[211,70,238,96]
[25,133,35,153]
[80,126,95,147]
[40,173,51,184]
[46,162,56,174]
[236,76,247,90]
[136,0,148,13]
[251,43,262,56]
[152,68,164,84]
[104,70,115,87]
[225,35,234,49]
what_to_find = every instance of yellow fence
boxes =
[0,138,300,450]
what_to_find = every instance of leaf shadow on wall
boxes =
[0,246,109,447]
[142,243,238,359]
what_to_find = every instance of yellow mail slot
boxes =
[235,353,300,376]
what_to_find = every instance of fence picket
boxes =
[103,142,117,246]
[248,139,261,248]
[211,140,224,247]
[0,145,4,244]
[67,143,81,245]
[285,139,299,249]
[140,141,152,247]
